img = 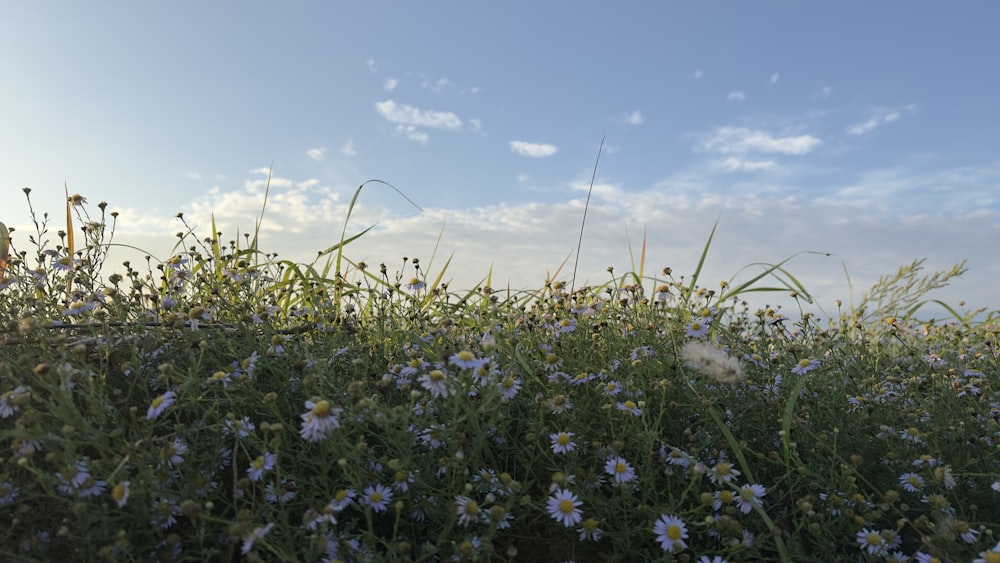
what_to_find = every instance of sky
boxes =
[2,2,999,320]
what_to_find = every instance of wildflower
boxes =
[68,193,88,206]
[418,425,446,449]
[499,375,521,402]
[934,465,956,490]
[791,358,820,375]
[147,390,177,420]
[159,437,188,467]
[900,427,923,444]
[63,299,96,315]
[547,488,583,527]
[393,469,415,493]
[451,350,487,371]
[604,456,636,484]
[0,482,20,505]
[362,484,392,513]
[224,416,255,438]
[736,483,766,514]
[264,480,297,504]
[680,341,746,384]
[330,488,356,512]
[653,514,688,552]
[455,496,484,527]
[150,497,182,528]
[247,452,276,482]
[406,277,426,291]
[602,380,622,396]
[488,504,512,529]
[707,462,740,485]
[550,431,577,454]
[577,517,602,541]
[992,481,1000,493]
[685,319,710,338]
[0,386,29,418]
[713,489,735,511]
[899,472,925,493]
[548,394,572,414]
[973,541,1000,563]
[241,523,275,555]
[956,519,980,543]
[418,369,453,398]
[555,317,577,334]
[616,400,642,416]
[299,399,343,442]
[412,495,434,522]
[912,454,937,468]
[856,528,886,556]
[111,481,129,508]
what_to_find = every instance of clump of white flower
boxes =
[680,341,746,384]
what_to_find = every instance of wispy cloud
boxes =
[846,104,918,135]
[341,140,357,156]
[623,111,644,125]
[384,78,398,91]
[105,167,1000,321]
[698,127,821,155]
[509,141,559,158]
[366,59,377,73]
[306,147,327,161]
[374,100,462,130]
[184,170,202,181]
[770,73,780,84]
[375,100,463,143]
[727,91,747,102]
[719,157,776,172]
[692,69,704,79]
[421,77,453,94]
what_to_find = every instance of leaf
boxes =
[65,183,75,296]
[0,221,9,279]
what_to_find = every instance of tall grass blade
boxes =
[570,136,605,295]
[0,221,9,279]
[64,183,75,297]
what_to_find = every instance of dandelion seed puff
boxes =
[680,341,746,384]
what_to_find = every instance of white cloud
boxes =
[510,141,559,158]
[366,59,377,73]
[770,73,780,84]
[341,139,357,156]
[698,127,822,155]
[184,170,202,181]
[468,118,483,134]
[421,77,452,94]
[306,147,327,161]
[103,167,999,323]
[719,157,776,172]
[698,129,818,156]
[846,105,918,136]
[384,78,398,91]
[847,119,880,136]
[727,91,747,102]
[692,69,704,79]
[374,100,462,130]
[624,111,644,125]
[396,125,428,145]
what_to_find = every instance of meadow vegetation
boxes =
[1,185,998,562]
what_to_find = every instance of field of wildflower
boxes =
[1,185,999,562]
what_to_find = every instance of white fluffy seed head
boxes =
[680,341,746,384]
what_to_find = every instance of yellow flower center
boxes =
[558,499,574,514]
[149,395,165,409]
[556,434,571,446]
[866,532,882,546]
[111,483,127,503]
[312,400,331,417]
[429,370,445,382]
[667,524,683,540]
[463,500,480,515]
[457,350,475,362]
[370,492,383,503]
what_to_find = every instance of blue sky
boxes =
[3,3,998,317]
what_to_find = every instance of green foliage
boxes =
[0,189,998,562]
